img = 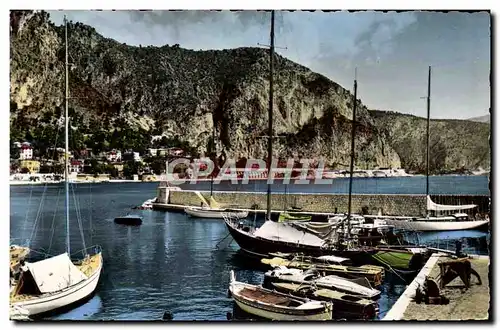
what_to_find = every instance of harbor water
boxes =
[9,176,490,321]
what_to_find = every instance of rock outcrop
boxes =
[9,11,489,172]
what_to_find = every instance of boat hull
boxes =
[232,296,332,321]
[114,217,143,226]
[11,253,103,317]
[371,250,414,271]
[383,219,489,232]
[185,207,248,219]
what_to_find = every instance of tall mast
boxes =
[64,16,70,255]
[347,68,358,235]
[210,124,215,197]
[266,10,275,221]
[425,66,431,199]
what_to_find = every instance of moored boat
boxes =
[228,270,333,321]
[278,212,312,222]
[9,17,103,318]
[271,282,378,320]
[185,206,248,219]
[114,214,143,226]
[383,212,490,232]
[134,198,156,210]
[10,247,103,317]
[371,246,429,273]
[263,266,381,300]
[223,215,375,264]
[261,256,384,287]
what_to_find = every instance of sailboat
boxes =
[184,119,249,219]
[383,67,490,232]
[10,17,103,318]
[222,13,377,265]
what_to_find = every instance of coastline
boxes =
[8,173,488,186]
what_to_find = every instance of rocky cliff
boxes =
[370,110,490,172]
[9,11,490,172]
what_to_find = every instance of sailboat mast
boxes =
[347,68,358,232]
[64,16,70,255]
[210,124,215,197]
[426,66,431,198]
[266,10,275,221]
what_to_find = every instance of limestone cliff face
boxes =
[370,110,490,172]
[9,11,489,171]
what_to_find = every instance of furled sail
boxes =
[427,195,477,211]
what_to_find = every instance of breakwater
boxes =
[157,189,490,216]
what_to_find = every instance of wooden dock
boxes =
[383,253,490,321]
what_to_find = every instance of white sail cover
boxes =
[22,253,88,293]
[254,221,326,247]
[316,255,349,264]
[427,195,477,211]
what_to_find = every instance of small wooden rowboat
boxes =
[228,270,332,321]
[271,282,378,320]
[261,257,384,287]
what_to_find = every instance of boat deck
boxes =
[239,287,293,306]
[76,253,102,277]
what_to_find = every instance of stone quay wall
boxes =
[160,189,490,216]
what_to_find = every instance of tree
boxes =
[39,165,52,173]
[149,158,166,175]
[10,143,19,160]
[123,160,140,178]
[53,164,64,174]
[105,164,119,178]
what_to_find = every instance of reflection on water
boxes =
[10,183,490,321]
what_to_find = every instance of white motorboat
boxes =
[229,270,332,321]
[263,266,381,300]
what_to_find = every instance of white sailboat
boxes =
[10,17,103,318]
[383,67,489,232]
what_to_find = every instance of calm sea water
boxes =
[9,177,490,321]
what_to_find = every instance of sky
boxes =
[48,10,491,120]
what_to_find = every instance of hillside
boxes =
[467,114,490,123]
[369,110,490,172]
[9,10,490,172]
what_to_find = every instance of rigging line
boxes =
[21,183,34,242]
[48,186,62,254]
[89,181,93,246]
[27,183,48,248]
[70,183,87,254]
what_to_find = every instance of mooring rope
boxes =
[215,231,232,250]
